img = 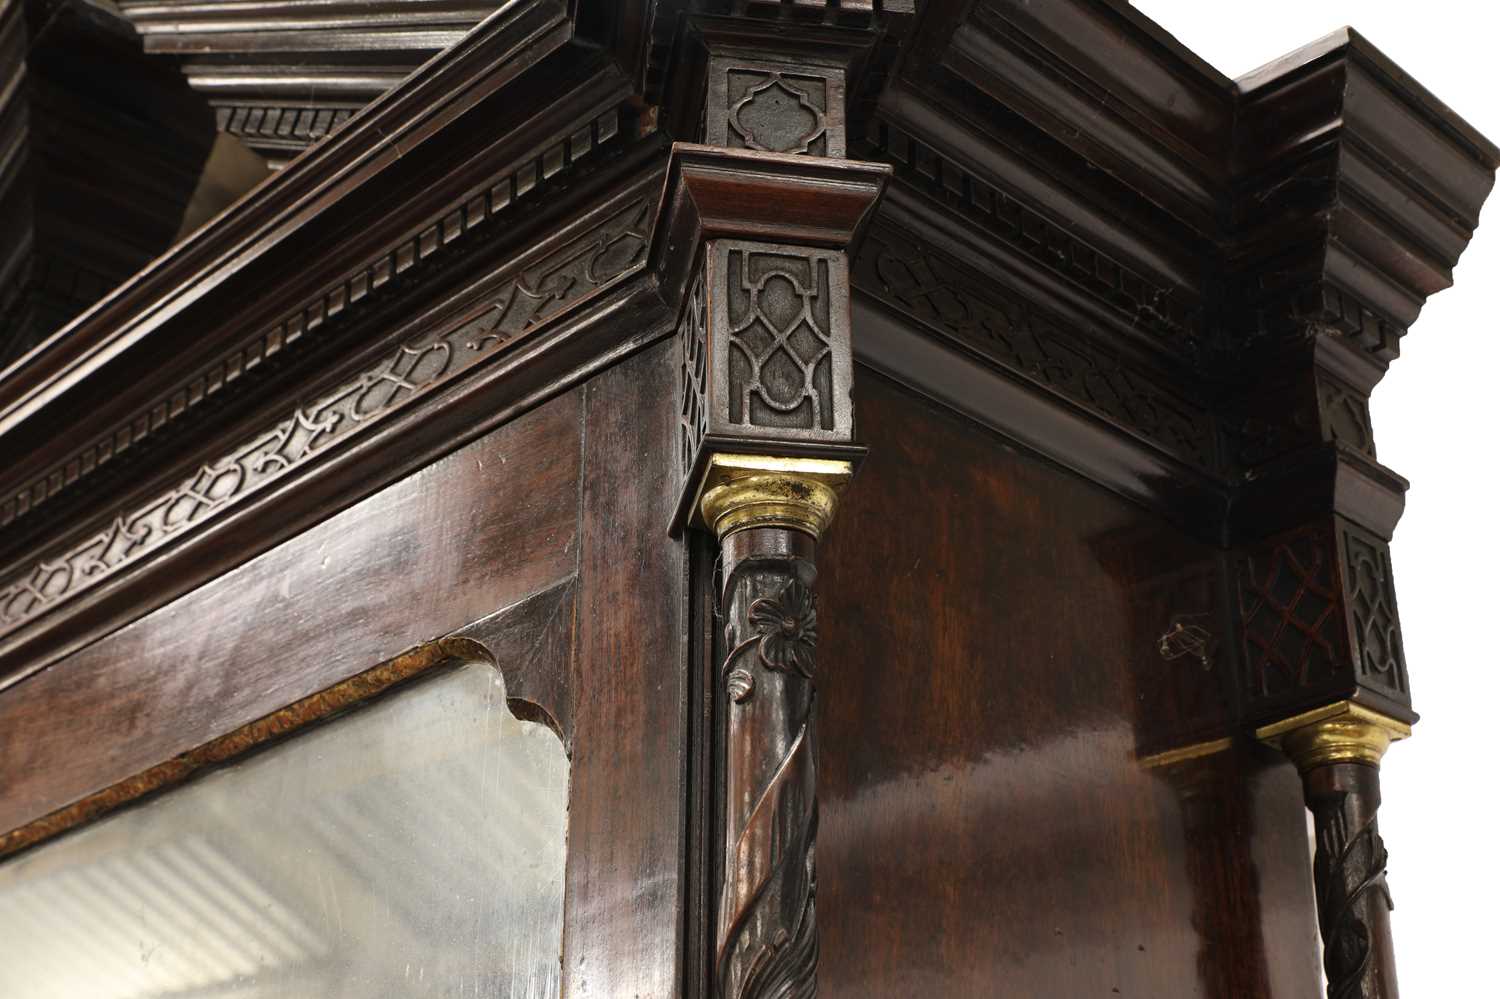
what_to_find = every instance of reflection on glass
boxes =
[0,662,569,999]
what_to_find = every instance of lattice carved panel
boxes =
[1236,526,1350,703]
[675,239,857,503]
[723,245,836,432]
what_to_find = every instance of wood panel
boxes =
[814,372,1322,998]
[0,388,583,836]
[564,338,689,998]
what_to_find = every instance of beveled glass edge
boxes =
[0,636,508,861]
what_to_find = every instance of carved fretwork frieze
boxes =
[1225,405,1320,471]
[855,224,1219,474]
[1317,373,1376,459]
[0,107,629,537]
[0,191,654,639]
[859,118,1207,361]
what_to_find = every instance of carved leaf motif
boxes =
[749,579,818,679]
[728,668,756,703]
[719,563,820,999]
[736,843,818,999]
[1312,796,1394,999]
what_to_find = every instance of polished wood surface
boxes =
[0,386,583,836]
[3,4,1498,997]
[815,372,1322,997]
[563,339,688,999]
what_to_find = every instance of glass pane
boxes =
[0,662,569,999]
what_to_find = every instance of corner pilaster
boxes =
[651,31,889,989]
[1224,32,1500,999]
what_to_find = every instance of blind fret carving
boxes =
[728,71,829,156]
[707,58,844,159]
[680,263,710,476]
[725,247,835,432]
[857,228,1217,471]
[0,107,627,535]
[1343,526,1409,698]
[0,196,652,635]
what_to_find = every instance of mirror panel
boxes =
[0,661,569,999]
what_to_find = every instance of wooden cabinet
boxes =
[1,3,1494,997]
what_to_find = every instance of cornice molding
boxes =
[0,0,1496,699]
[0,0,578,441]
[858,101,1214,364]
[946,0,1232,235]
[1229,28,1500,366]
[0,162,668,687]
[0,105,630,535]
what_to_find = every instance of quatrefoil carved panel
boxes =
[707,59,845,158]
[730,74,827,155]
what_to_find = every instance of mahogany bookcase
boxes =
[1,3,1495,997]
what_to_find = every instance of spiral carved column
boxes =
[652,99,886,994]
[697,459,847,999]
[1259,702,1411,999]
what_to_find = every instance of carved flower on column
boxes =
[750,579,818,678]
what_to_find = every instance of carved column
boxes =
[705,465,844,999]
[1210,35,1500,998]
[653,47,888,995]
[652,16,896,991]
[658,145,885,994]
[1259,704,1409,999]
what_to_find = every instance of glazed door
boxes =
[0,340,690,998]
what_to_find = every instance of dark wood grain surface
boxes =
[2,5,1497,996]
[814,372,1322,998]
[0,388,582,835]
[563,338,689,999]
